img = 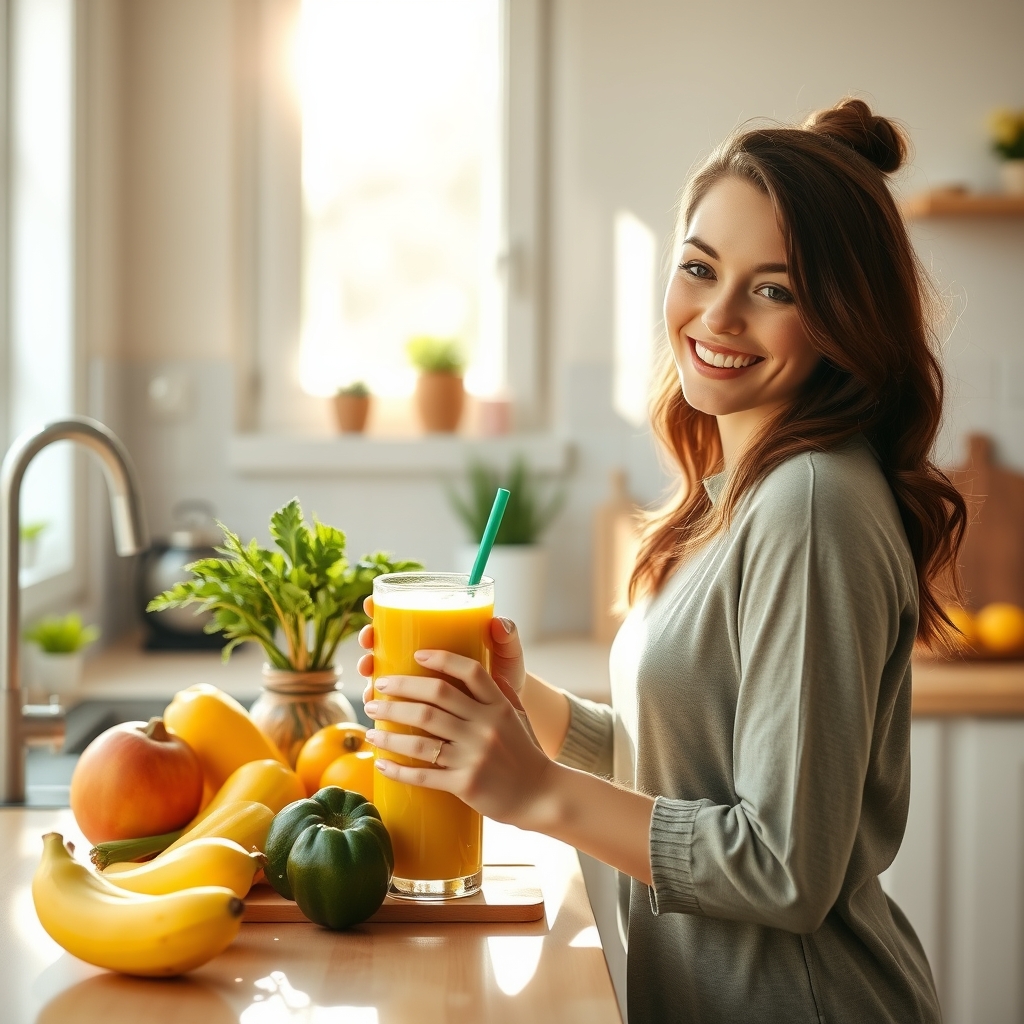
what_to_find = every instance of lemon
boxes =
[944,605,977,647]
[974,603,1024,655]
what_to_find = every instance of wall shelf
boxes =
[903,188,1024,219]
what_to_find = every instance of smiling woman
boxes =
[357,98,967,1024]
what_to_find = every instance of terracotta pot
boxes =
[332,393,370,433]
[415,372,464,432]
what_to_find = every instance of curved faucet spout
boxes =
[0,416,149,803]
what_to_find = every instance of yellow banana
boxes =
[32,832,243,977]
[187,758,304,830]
[101,838,263,898]
[160,799,274,857]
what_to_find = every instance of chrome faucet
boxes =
[0,417,148,803]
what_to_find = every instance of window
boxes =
[4,0,78,605]
[297,0,504,402]
[246,0,546,437]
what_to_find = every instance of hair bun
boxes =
[804,98,907,173]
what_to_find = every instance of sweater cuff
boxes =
[648,796,705,917]
[554,692,614,777]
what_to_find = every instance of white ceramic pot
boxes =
[1000,159,1024,196]
[29,649,83,696]
[455,543,547,645]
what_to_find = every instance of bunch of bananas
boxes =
[33,833,246,976]
[32,688,310,977]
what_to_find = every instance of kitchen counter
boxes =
[911,656,1024,715]
[1,809,621,1024]
[6,634,621,1023]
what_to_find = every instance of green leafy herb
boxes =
[24,613,99,654]
[147,499,422,670]
[406,336,466,375]
[448,458,565,545]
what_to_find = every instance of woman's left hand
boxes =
[364,649,554,830]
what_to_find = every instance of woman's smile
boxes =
[688,335,764,377]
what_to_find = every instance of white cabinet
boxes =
[882,718,1024,1024]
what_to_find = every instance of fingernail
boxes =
[366,729,380,743]
[364,701,379,716]
[375,677,389,691]
[374,759,388,773]
[499,617,514,635]
[414,650,429,662]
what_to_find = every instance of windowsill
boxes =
[227,432,572,477]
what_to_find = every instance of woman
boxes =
[358,98,965,1022]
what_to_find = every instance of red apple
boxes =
[69,717,203,844]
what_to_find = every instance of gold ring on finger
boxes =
[430,739,445,766]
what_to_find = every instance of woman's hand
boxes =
[356,596,528,706]
[364,650,555,830]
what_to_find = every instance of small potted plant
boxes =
[20,520,47,571]
[988,108,1024,195]
[24,613,100,695]
[148,498,421,765]
[332,382,371,433]
[449,458,565,643]
[407,336,466,433]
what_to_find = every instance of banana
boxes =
[101,838,263,898]
[160,799,274,858]
[33,833,244,977]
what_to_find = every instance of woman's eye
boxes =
[680,261,713,280]
[758,284,793,303]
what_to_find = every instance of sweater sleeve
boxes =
[555,691,615,778]
[648,455,916,933]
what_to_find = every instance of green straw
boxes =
[468,488,510,586]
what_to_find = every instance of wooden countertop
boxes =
[0,809,620,1024]
[912,656,1024,716]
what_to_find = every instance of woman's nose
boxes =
[702,289,745,337]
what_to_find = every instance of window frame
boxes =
[0,0,88,620]
[236,0,550,440]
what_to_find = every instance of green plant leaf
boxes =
[447,457,565,545]
[24,613,100,654]
[147,499,422,670]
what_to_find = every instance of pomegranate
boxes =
[69,717,203,844]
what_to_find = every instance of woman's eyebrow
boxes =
[683,236,788,275]
[682,235,719,259]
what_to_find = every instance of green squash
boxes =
[265,786,394,929]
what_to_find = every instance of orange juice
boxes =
[372,572,494,899]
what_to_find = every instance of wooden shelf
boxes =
[903,188,1024,219]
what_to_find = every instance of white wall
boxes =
[85,0,1024,643]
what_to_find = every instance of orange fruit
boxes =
[295,723,369,796]
[320,750,375,802]
[944,605,977,647]
[974,603,1024,655]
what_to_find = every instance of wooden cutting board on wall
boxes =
[947,434,1024,609]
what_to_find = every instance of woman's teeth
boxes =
[695,341,759,369]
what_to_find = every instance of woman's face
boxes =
[664,175,820,429]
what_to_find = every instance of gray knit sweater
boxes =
[557,439,940,1023]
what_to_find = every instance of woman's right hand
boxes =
[356,597,528,709]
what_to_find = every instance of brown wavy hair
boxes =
[629,98,966,650]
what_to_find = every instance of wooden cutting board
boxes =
[948,434,1024,610]
[243,864,544,924]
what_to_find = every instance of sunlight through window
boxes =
[296,0,504,400]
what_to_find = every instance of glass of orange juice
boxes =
[371,571,494,900]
